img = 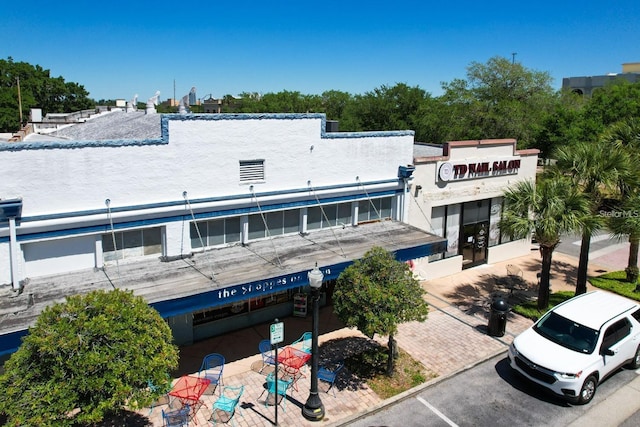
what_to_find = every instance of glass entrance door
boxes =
[461,221,489,268]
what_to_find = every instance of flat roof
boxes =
[0,221,446,352]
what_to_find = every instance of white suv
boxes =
[508,290,640,404]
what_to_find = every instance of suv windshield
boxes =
[534,311,598,354]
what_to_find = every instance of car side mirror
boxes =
[602,348,615,356]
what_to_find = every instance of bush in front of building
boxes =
[334,246,429,377]
[0,289,178,427]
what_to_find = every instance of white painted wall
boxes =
[23,235,96,277]
[0,242,9,284]
[1,116,413,216]
[0,114,415,284]
[409,139,539,278]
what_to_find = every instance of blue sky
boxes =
[4,0,639,102]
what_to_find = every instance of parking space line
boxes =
[417,396,459,427]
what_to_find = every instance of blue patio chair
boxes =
[161,404,190,427]
[211,385,244,426]
[259,372,293,411]
[199,353,225,394]
[291,331,312,354]
[318,361,344,397]
[258,339,276,374]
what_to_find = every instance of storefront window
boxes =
[102,227,162,262]
[445,204,460,258]
[191,217,241,249]
[192,290,293,326]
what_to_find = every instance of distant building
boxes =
[562,62,640,96]
[188,87,197,106]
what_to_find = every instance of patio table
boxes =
[277,346,311,391]
[168,375,211,424]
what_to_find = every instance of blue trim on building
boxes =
[0,329,28,357]
[4,189,400,243]
[0,239,446,356]
[150,240,446,319]
[0,113,413,152]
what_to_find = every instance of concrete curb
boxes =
[327,348,508,427]
[566,374,640,427]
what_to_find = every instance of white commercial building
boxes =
[408,139,539,279]
[0,112,538,356]
[0,111,447,355]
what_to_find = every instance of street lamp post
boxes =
[302,263,325,421]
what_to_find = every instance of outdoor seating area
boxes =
[142,333,346,426]
[138,310,364,426]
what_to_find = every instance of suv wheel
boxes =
[628,345,640,369]
[577,375,597,404]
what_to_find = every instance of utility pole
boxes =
[511,52,517,64]
[17,77,23,128]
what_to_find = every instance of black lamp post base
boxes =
[302,393,325,421]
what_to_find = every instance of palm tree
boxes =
[500,177,589,309]
[602,118,640,283]
[552,140,631,295]
[608,191,640,288]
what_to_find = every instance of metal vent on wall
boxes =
[239,159,265,182]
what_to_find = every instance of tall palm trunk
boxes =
[575,230,591,295]
[538,245,555,309]
[628,235,640,290]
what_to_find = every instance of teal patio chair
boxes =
[211,384,244,426]
[291,331,312,354]
[259,372,293,411]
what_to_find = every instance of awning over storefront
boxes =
[0,221,446,356]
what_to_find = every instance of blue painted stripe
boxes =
[0,239,446,356]
[4,190,400,243]
[0,329,28,357]
[14,179,398,224]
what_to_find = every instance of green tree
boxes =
[607,192,640,287]
[534,90,589,159]
[500,177,589,309]
[0,57,94,132]
[345,83,430,133]
[584,80,640,133]
[333,246,428,376]
[603,118,640,283]
[439,56,555,148]
[0,289,178,427]
[552,140,630,295]
[319,90,353,122]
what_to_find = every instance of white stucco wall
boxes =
[1,115,413,216]
[409,139,539,277]
[410,139,538,233]
[0,113,415,284]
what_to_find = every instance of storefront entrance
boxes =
[461,200,490,269]
[461,221,488,268]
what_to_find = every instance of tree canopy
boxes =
[333,246,428,376]
[0,289,178,427]
[0,57,94,132]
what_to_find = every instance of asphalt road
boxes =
[554,231,627,264]
[347,353,640,427]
